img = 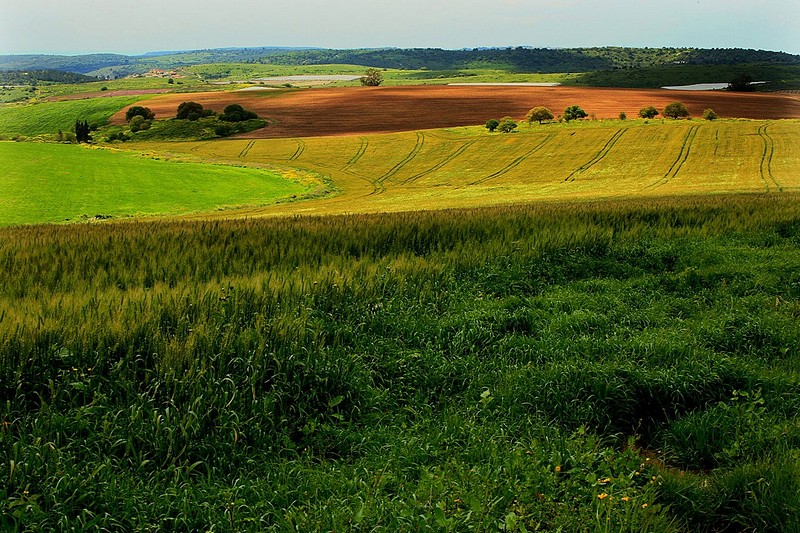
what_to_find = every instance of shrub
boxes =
[639,106,659,119]
[619,112,627,120]
[702,108,718,121]
[129,115,151,132]
[663,102,690,119]
[485,119,499,132]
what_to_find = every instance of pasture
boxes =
[0,143,311,226]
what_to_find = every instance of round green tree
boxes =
[638,106,659,119]
[526,106,554,124]
[125,105,155,122]
[702,108,718,121]
[360,68,383,87]
[563,105,588,122]
[663,102,690,119]
[485,118,500,132]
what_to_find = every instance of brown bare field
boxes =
[111,85,800,138]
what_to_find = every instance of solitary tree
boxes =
[125,105,155,122]
[618,111,627,121]
[663,102,690,119]
[526,106,554,124]
[497,116,518,133]
[639,106,659,119]
[485,118,499,132]
[360,68,383,87]
[563,105,587,122]
[702,108,718,121]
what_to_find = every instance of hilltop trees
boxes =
[485,119,499,132]
[663,101,690,119]
[526,106,554,124]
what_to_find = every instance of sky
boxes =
[2,0,799,56]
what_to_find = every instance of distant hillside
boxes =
[0,69,97,85]
[2,46,798,80]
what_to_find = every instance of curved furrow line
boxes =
[401,140,477,185]
[238,140,256,158]
[564,129,626,182]
[368,132,425,195]
[470,133,555,186]
[758,123,781,192]
[342,137,369,171]
[645,125,699,190]
[288,139,306,161]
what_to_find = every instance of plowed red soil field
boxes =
[111,85,800,138]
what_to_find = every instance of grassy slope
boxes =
[2,197,800,530]
[0,96,144,137]
[138,119,800,220]
[0,143,310,226]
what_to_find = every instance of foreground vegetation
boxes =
[2,195,800,530]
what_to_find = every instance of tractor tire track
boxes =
[758,123,781,191]
[646,125,699,189]
[401,139,477,185]
[564,129,626,182]
[368,132,425,195]
[470,133,554,186]
[342,137,369,171]
[238,140,256,158]
[288,139,306,161]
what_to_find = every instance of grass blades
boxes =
[2,195,800,530]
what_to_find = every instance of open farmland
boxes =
[111,85,800,138]
[128,119,800,220]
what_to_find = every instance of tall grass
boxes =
[2,195,800,530]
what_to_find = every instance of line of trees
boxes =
[74,120,91,143]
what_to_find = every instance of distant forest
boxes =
[1,47,798,78]
[0,69,97,85]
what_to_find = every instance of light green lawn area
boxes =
[0,96,144,138]
[0,142,309,226]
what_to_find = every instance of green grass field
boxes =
[0,96,145,138]
[2,196,800,530]
[0,142,311,226]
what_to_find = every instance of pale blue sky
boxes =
[2,0,798,56]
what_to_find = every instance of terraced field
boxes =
[134,119,800,219]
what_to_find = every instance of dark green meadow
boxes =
[3,195,800,531]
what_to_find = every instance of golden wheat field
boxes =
[127,119,800,219]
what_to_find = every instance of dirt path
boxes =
[110,85,800,138]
